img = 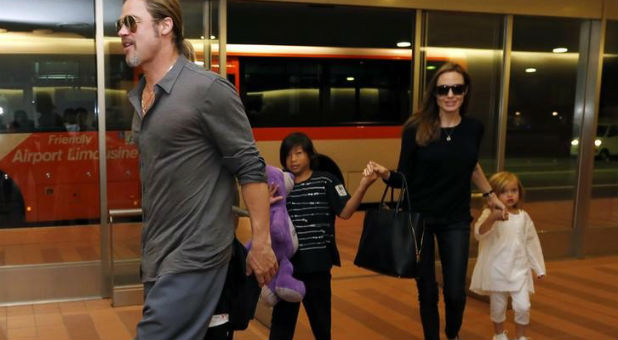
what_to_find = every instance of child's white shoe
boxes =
[492,331,509,340]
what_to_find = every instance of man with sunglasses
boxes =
[117,0,277,339]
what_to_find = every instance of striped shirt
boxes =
[287,171,350,273]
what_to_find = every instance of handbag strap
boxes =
[394,172,426,265]
[379,178,405,209]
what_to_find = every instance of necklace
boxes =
[140,62,175,116]
[141,86,155,116]
[442,126,455,142]
[440,115,461,142]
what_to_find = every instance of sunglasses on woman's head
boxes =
[115,15,142,33]
[434,84,467,96]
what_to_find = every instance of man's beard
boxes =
[126,53,140,67]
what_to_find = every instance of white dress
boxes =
[470,209,546,295]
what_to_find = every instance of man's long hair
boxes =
[145,0,194,61]
[404,62,471,146]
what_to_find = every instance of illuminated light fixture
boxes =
[594,139,602,147]
[26,206,32,212]
[209,35,216,40]
[396,41,411,48]
[552,111,558,116]
[552,47,568,53]
[515,111,521,116]
[200,35,205,40]
[571,139,579,146]
[427,65,436,70]
[525,68,537,73]
[0,107,3,115]
[194,61,205,66]
[346,77,355,81]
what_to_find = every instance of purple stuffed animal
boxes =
[261,165,306,306]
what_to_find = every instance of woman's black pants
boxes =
[416,222,470,340]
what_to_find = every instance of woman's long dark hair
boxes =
[404,62,471,146]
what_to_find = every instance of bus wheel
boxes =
[0,172,25,228]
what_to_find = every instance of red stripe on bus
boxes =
[252,126,402,141]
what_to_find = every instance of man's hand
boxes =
[246,240,278,287]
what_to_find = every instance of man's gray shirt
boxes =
[128,56,266,282]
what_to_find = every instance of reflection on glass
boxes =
[228,1,414,127]
[588,20,618,229]
[506,16,582,231]
[229,1,414,48]
[240,57,410,126]
[0,1,100,267]
[423,11,504,171]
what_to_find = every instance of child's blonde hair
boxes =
[488,171,525,208]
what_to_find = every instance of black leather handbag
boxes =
[354,174,424,278]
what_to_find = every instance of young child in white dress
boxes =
[470,171,546,340]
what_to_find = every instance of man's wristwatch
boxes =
[482,190,494,198]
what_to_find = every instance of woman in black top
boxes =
[367,63,506,340]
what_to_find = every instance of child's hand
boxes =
[269,183,283,205]
[487,194,508,220]
[537,274,545,279]
[362,164,379,186]
[366,161,390,180]
[488,207,505,222]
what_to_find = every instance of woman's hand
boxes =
[360,166,379,188]
[365,161,390,180]
[487,207,504,222]
[486,194,508,220]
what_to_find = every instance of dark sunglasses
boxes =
[115,15,142,33]
[434,84,467,96]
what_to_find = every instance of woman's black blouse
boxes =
[386,116,484,225]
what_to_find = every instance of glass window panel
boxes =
[230,1,413,127]
[589,20,618,229]
[229,1,414,48]
[0,1,99,266]
[424,11,504,172]
[506,16,582,231]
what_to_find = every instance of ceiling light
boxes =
[552,111,558,116]
[515,111,521,116]
[346,77,355,81]
[525,68,536,73]
[552,47,568,53]
[427,65,436,70]
[396,41,411,48]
